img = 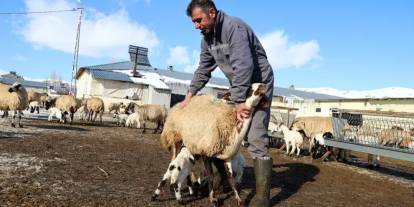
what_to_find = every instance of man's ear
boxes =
[208,7,216,18]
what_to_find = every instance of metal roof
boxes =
[90,70,132,82]
[80,61,344,100]
[0,77,47,89]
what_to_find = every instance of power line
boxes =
[0,8,79,15]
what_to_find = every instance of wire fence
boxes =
[332,110,414,154]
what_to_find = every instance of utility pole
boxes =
[70,7,83,95]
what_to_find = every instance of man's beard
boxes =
[201,28,213,36]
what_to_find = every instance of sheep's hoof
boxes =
[11,123,15,128]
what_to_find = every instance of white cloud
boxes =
[0,69,8,75]
[18,0,159,59]
[260,30,321,69]
[166,46,190,65]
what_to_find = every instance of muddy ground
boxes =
[0,117,413,207]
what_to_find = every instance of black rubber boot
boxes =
[251,156,272,207]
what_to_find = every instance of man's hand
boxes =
[180,92,194,108]
[236,103,251,122]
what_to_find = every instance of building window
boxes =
[315,107,321,112]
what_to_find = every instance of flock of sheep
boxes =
[3,81,414,206]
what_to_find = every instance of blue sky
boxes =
[0,0,413,90]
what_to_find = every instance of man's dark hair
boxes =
[186,0,217,17]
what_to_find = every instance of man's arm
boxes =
[182,40,217,107]
[227,24,254,104]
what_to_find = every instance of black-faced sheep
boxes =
[0,82,29,127]
[28,90,41,114]
[161,83,266,206]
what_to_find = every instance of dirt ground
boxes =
[0,117,413,207]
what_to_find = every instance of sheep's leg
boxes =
[290,142,296,155]
[296,144,301,157]
[203,157,218,206]
[18,111,23,128]
[151,170,171,201]
[70,112,74,125]
[285,141,290,155]
[173,182,183,203]
[225,161,242,206]
[142,121,146,133]
[93,111,98,122]
[36,106,40,114]
[11,111,16,128]
[99,111,103,123]
[154,121,160,134]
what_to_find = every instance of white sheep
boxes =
[161,83,266,205]
[29,101,40,114]
[275,123,304,156]
[48,107,62,122]
[0,82,29,127]
[125,112,141,128]
[151,147,197,204]
[113,113,128,127]
[85,97,104,122]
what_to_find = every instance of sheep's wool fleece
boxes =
[293,116,333,138]
[28,90,41,103]
[55,95,79,113]
[0,83,28,111]
[86,97,104,112]
[168,95,238,159]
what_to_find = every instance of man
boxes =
[182,0,274,206]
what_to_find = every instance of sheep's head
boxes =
[245,83,266,108]
[8,82,22,93]
[169,148,195,185]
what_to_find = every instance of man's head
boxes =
[186,0,217,35]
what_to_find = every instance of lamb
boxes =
[0,82,29,127]
[151,147,198,204]
[125,112,141,128]
[85,97,104,122]
[51,95,80,124]
[292,116,333,153]
[113,113,129,127]
[151,149,245,204]
[48,107,62,122]
[268,121,279,134]
[40,94,50,108]
[275,123,304,156]
[135,104,168,133]
[161,83,266,206]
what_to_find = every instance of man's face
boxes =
[190,7,216,35]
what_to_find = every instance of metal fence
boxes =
[327,109,414,162]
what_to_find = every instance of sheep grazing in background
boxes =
[85,97,104,122]
[275,123,304,157]
[108,102,125,114]
[291,116,333,153]
[0,82,29,127]
[151,147,198,204]
[48,107,62,122]
[135,104,168,133]
[378,127,411,148]
[125,112,141,128]
[27,90,41,114]
[40,94,50,108]
[161,83,266,206]
[48,95,80,124]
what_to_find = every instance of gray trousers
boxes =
[247,79,274,159]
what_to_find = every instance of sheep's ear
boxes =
[8,88,13,93]
[259,97,270,108]
[169,165,175,171]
